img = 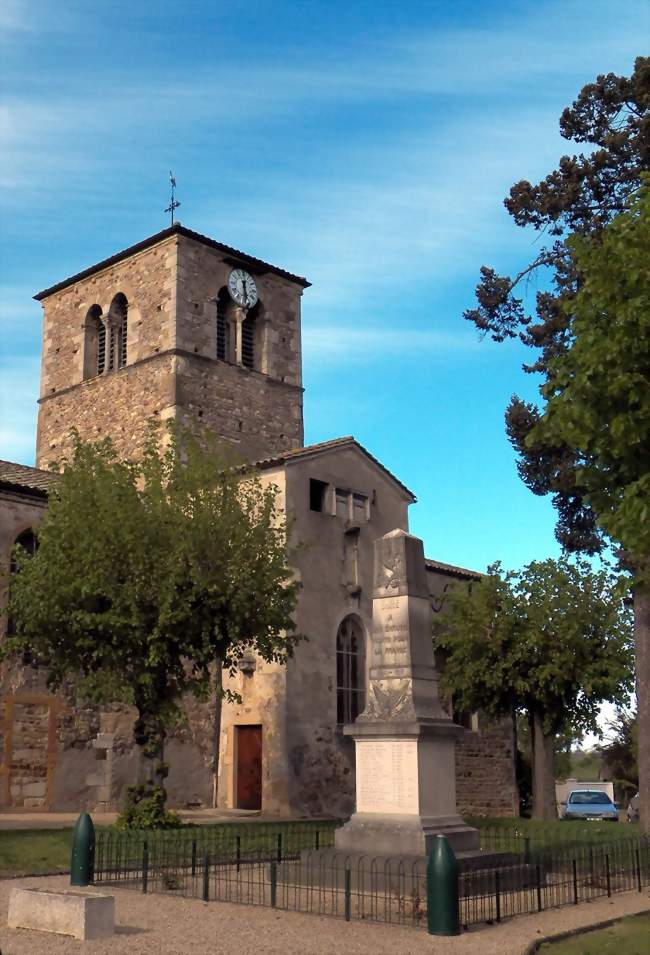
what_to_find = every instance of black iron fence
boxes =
[92,824,650,931]
[458,837,649,927]
[94,820,337,888]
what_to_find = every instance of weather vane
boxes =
[165,171,181,226]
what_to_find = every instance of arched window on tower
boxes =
[216,287,232,362]
[83,305,106,379]
[108,293,128,371]
[6,528,38,639]
[336,615,366,725]
[241,303,258,370]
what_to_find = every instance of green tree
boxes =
[463,55,650,830]
[436,558,633,819]
[465,59,648,555]
[2,426,300,827]
[599,708,638,806]
[531,187,650,828]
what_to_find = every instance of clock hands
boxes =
[229,269,256,309]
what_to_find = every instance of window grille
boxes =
[97,320,106,374]
[108,326,116,371]
[107,293,128,371]
[118,311,127,368]
[216,290,230,361]
[242,315,255,369]
[336,615,365,725]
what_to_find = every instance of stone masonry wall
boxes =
[38,238,177,398]
[37,353,177,469]
[36,236,178,467]
[176,354,303,462]
[455,717,519,817]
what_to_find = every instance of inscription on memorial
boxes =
[372,598,410,667]
[356,739,419,814]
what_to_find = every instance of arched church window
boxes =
[216,287,231,362]
[336,615,366,725]
[83,305,106,379]
[6,528,38,638]
[108,293,128,371]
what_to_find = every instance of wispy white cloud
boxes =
[303,325,479,364]
[0,354,40,464]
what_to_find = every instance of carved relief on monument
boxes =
[357,679,416,722]
[374,540,406,595]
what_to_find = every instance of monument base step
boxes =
[334,812,480,856]
[274,848,533,893]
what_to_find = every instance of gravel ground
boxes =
[0,876,648,955]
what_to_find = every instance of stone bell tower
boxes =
[35,223,308,469]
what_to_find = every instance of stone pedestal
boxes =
[335,529,478,856]
[7,887,115,940]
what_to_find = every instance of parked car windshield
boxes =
[569,792,612,805]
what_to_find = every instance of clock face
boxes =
[228,269,258,309]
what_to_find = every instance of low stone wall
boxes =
[455,717,519,817]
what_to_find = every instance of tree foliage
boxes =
[436,558,634,817]
[2,426,301,825]
[531,186,650,573]
[598,708,638,804]
[465,57,650,554]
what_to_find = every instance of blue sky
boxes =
[0,0,646,580]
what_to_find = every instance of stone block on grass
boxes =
[7,886,115,940]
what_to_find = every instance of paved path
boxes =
[0,876,648,955]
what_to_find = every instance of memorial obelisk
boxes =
[335,529,478,855]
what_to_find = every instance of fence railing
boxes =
[459,838,649,927]
[92,824,650,931]
[94,820,337,888]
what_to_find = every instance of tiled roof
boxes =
[254,436,416,501]
[0,460,57,496]
[34,222,311,301]
[0,437,416,502]
[425,557,482,581]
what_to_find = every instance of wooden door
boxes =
[236,725,262,810]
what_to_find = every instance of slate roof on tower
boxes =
[34,222,311,301]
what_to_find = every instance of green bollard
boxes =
[70,812,95,886]
[426,834,460,936]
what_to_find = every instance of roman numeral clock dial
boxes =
[228,269,258,309]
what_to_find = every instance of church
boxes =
[0,223,517,818]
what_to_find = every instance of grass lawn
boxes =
[539,913,650,954]
[467,815,639,852]
[0,819,337,878]
[0,828,73,877]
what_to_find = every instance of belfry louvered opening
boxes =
[108,293,128,371]
[216,288,231,361]
[241,313,255,369]
[83,304,105,380]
